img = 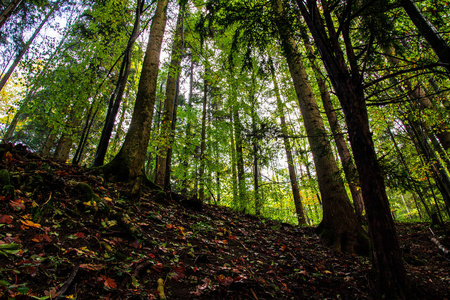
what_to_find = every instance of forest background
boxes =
[0,0,450,298]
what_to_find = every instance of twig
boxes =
[429,227,449,255]
[55,264,79,299]
[250,288,259,300]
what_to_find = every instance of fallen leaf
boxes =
[20,220,41,229]
[217,274,233,287]
[10,199,25,210]
[74,232,86,238]
[0,214,13,224]
[79,263,103,271]
[100,275,117,289]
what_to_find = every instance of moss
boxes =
[0,169,11,188]
[2,185,15,199]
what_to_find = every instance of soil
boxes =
[0,143,449,299]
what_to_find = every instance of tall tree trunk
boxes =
[155,10,184,188]
[251,102,260,216]
[2,3,79,143]
[400,0,450,73]
[297,1,407,297]
[0,0,22,29]
[101,0,169,193]
[181,58,195,193]
[270,61,307,225]
[229,109,238,205]
[0,0,60,92]
[93,0,145,167]
[300,30,365,220]
[233,108,246,211]
[198,78,208,202]
[273,0,365,253]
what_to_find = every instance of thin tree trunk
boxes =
[270,61,307,225]
[0,0,60,92]
[233,108,246,211]
[101,0,169,193]
[400,0,450,73]
[198,78,208,202]
[229,109,238,205]
[93,0,145,167]
[181,58,194,193]
[0,0,22,29]
[155,10,184,187]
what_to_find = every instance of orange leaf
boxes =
[74,232,86,238]
[100,275,117,289]
[20,220,41,228]
[10,199,25,210]
[80,264,103,271]
[0,214,13,224]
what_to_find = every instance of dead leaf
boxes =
[218,274,233,287]
[74,232,86,238]
[0,214,13,224]
[9,199,25,210]
[44,288,59,298]
[79,263,103,271]
[20,220,41,229]
[100,275,117,289]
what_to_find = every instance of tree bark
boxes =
[270,61,307,225]
[181,58,195,193]
[273,0,365,253]
[297,1,407,297]
[155,10,184,187]
[198,78,208,202]
[101,0,169,191]
[233,108,246,211]
[400,0,450,73]
[93,0,145,167]
[0,0,22,29]
[0,0,60,92]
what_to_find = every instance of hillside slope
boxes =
[0,144,448,299]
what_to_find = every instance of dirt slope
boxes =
[0,144,448,299]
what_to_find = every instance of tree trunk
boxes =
[297,1,407,297]
[101,0,169,191]
[400,0,450,73]
[273,0,365,254]
[181,58,195,193]
[41,130,57,157]
[233,108,246,211]
[198,78,208,202]
[270,61,307,225]
[155,10,184,187]
[229,109,238,205]
[300,30,365,221]
[93,0,144,167]
[0,0,22,29]
[0,0,60,92]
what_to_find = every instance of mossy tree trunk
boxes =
[297,1,408,298]
[270,60,307,225]
[155,10,184,188]
[273,0,365,253]
[101,0,169,189]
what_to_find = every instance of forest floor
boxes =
[0,144,449,300]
